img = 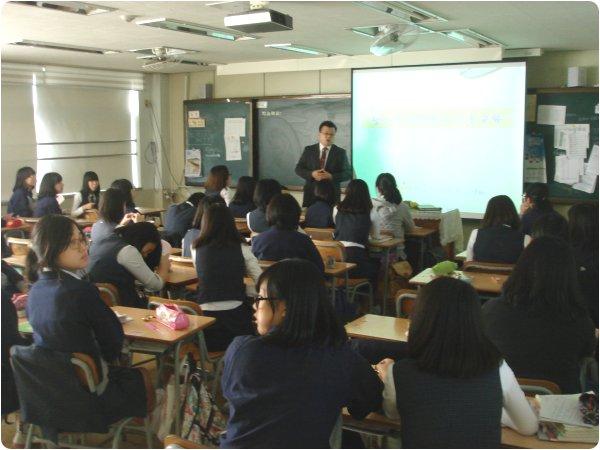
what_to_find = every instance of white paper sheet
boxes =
[572,172,598,193]
[567,131,589,158]
[188,110,200,119]
[555,155,584,185]
[224,135,242,161]
[185,149,202,177]
[224,118,246,138]
[587,145,599,176]
[537,105,566,125]
[538,394,595,427]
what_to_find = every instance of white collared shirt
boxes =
[319,143,331,167]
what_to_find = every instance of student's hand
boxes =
[82,203,95,211]
[375,358,394,381]
[120,213,141,226]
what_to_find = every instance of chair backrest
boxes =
[95,283,120,307]
[305,227,335,241]
[313,239,345,263]
[463,261,514,274]
[517,377,561,396]
[71,352,100,393]
[148,295,203,316]
[7,237,31,256]
[395,289,418,318]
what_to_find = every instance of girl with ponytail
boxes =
[25,214,152,422]
[372,173,415,260]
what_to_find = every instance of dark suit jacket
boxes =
[295,144,351,207]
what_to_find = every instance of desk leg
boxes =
[173,341,182,435]
[381,248,391,316]
[331,276,336,306]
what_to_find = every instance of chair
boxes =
[305,227,335,241]
[82,210,99,222]
[147,297,225,399]
[517,377,561,396]
[462,261,514,274]
[395,289,417,318]
[95,283,120,307]
[6,237,31,256]
[313,240,373,312]
[11,346,154,449]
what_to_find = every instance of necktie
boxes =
[320,147,328,169]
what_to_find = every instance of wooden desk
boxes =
[1,223,32,235]
[409,268,507,295]
[136,207,166,218]
[169,255,193,265]
[21,217,95,228]
[455,250,467,261]
[235,221,251,236]
[405,226,437,273]
[369,238,403,315]
[345,314,409,342]
[165,263,198,299]
[3,255,26,268]
[170,247,182,256]
[114,305,214,435]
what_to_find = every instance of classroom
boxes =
[1,1,599,449]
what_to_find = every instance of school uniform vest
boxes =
[247,208,269,233]
[473,225,524,264]
[334,211,371,246]
[394,358,503,448]
[229,201,255,219]
[204,188,221,198]
[194,242,245,304]
[164,203,195,246]
[87,235,142,308]
[304,200,334,228]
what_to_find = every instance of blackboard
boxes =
[183,99,253,186]
[526,88,598,202]
[256,95,351,188]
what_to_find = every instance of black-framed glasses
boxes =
[249,295,278,307]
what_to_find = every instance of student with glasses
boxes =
[220,259,382,448]
[25,215,152,424]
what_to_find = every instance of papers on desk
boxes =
[369,237,393,244]
[114,311,133,324]
[536,393,599,443]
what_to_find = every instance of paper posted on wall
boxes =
[524,134,547,183]
[224,118,246,138]
[554,155,583,185]
[224,135,242,161]
[185,149,202,177]
[537,105,566,126]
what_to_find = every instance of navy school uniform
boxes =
[33,196,61,217]
[26,271,147,420]
[251,226,325,272]
[473,225,526,264]
[164,202,196,247]
[247,208,269,233]
[220,335,383,448]
[8,187,34,217]
[228,201,255,219]
[572,244,599,327]
[304,200,334,228]
[334,211,379,282]
[194,242,254,352]
[182,228,200,258]
[520,207,558,236]
[87,235,147,308]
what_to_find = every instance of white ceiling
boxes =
[1,1,598,73]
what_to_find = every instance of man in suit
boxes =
[295,120,352,207]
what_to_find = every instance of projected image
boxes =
[352,62,526,217]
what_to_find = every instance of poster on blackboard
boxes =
[524,134,547,183]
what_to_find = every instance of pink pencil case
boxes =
[155,303,190,330]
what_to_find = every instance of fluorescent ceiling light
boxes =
[358,1,446,24]
[264,43,333,56]
[10,39,120,54]
[136,17,256,42]
[129,47,198,58]
[441,29,503,47]
[16,1,115,15]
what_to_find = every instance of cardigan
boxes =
[482,295,595,393]
[33,196,61,217]
[7,187,34,217]
[90,220,117,243]
[220,336,382,448]
[228,201,255,219]
[251,226,325,272]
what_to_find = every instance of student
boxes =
[466,195,530,263]
[531,211,569,241]
[520,183,559,235]
[482,236,595,393]
[190,204,260,351]
[24,215,151,422]
[333,179,380,282]
[163,192,205,248]
[371,173,415,260]
[33,172,64,217]
[110,179,138,213]
[204,165,233,205]
[377,277,538,448]
[247,178,282,233]
[252,194,324,272]
[568,203,599,327]
[71,171,100,217]
[304,179,335,228]
[90,188,140,243]
[182,195,225,258]
[8,166,36,217]
[220,259,382,448]
[88,222,170,308]
[228,176,256,218]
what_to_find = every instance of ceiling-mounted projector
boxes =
[224,9,293,33]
